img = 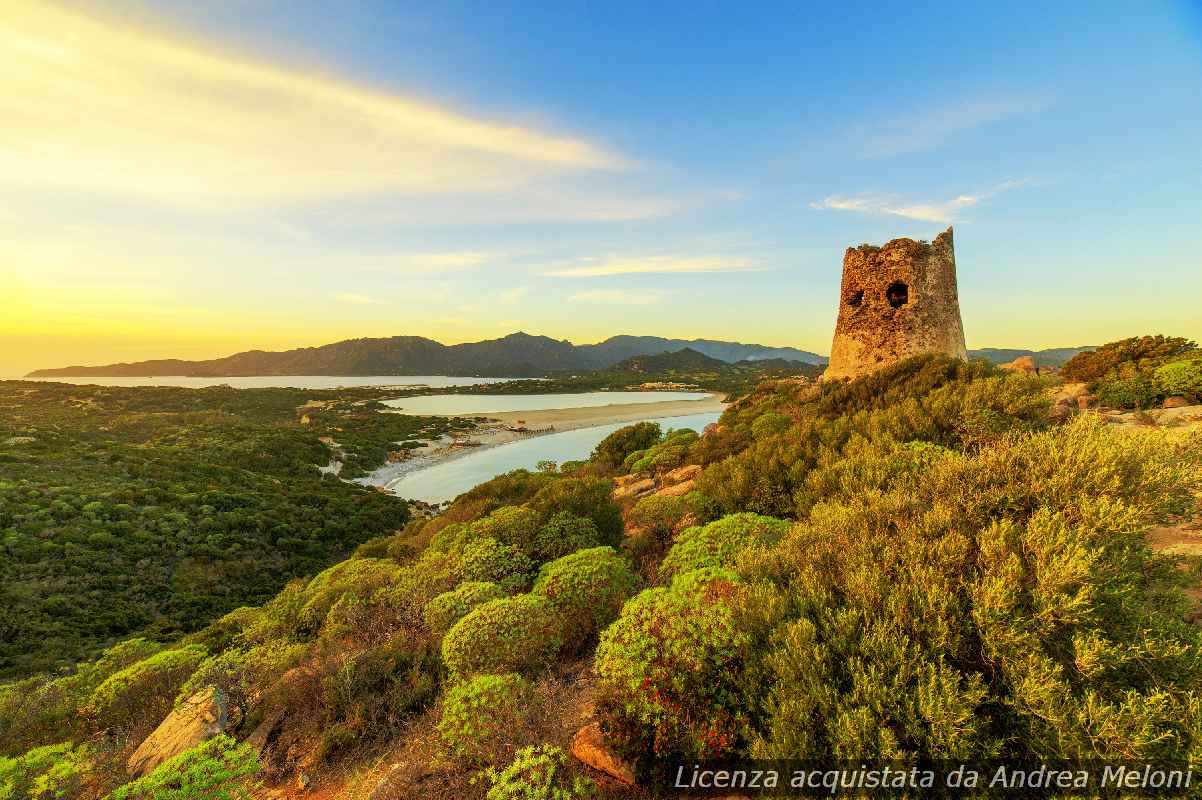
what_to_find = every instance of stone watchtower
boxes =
[824,226,967,381]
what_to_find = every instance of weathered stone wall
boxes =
[824,226,967,381]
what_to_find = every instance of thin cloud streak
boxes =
[810,180,1030,223]
[849,93,1052,158]
[1,1,624,206]
[568,289,664,305]
[543,256,758,278]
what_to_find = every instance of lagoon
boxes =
[382,391,711,415]
[384,410,721,503]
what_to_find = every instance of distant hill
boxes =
[606,347,731,374]
[28,333,827,379]
[968,346,1097,367]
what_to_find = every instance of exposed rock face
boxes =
[825,227,967,381]
[1164,396,1193,409]
[1000,355,1039,375]
[127,686,228,778]
[571,723,636,784]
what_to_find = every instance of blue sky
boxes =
[2,0,1200,373]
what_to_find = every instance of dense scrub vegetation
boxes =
[3,352,1201,799]
[0,381,456,677]
[1060,334,1200,409]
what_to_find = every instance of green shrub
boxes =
[627,494,691,542]
[0,742,92,800]
[1154,358,1202,398]
[423,582,506,639]
[0,638,162,755]
[442,596,563,678]
[750,411,791,439]
[470,506,545,556]
[528,478,623,547]
[1094,374,1161,409]
[659,513,790,582]
[1061,335,1196,382]
[83,645,208,734]
[592,422,662,471]
[106,734,258,799]
[532,548,639,646]
[438,673,535,765]
[594,569,753,768]
[480,744,594,800]
[175,641,308,715]
[457,538,534,593]
[530,512,605,562]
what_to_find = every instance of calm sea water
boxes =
[382,391,710,415]
[384,411,721,503]
[9,375,527,390]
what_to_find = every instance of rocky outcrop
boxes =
[127,686,228,778]
[612,475,656,501]
[571,723,636,785]
[1000,355,1039,375]
[1164,395,1193,409]
[1049,382,1092,419]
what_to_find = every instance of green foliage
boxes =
[594,569,754,768]
[0,742,92,800]
[750,411,790,439]
[659,513,790,582]
[437,673,535,765]
[469,506,545,558]
[457,538,534,593]
[480,744,593,800]
[627,494,691,542]
[1094,373,1161,409]
[83,645,208,734]
[442,595,563,678]
[175,641,307,715]
[591,422,662,470]
[0,637,162,755]
[1155,357,1202,397]
[530,512,605,563]
[105,734,258,800]
[423,582,506,639]
[696,356,1050,517]
[532,548,639,647]
[1061,335,1196,383]
[622,428,701,474]
[528,478,623,547]
[0,381,423,678]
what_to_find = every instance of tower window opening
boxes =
[846,290,864,307]
[886,282,909,308]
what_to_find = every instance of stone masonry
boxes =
[824,226,967,381]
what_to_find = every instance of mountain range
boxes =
[25,334,1096,379]
[26,333,829,378]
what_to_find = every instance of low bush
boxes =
[659,513,790,582]
[532,548,639,647]
[627,494,691,541]
[480,744,594,800]
[423,582,506,639]
[530,512,605,562]
[528,478,623,547]
[1094,374,1161,409]
[442,595,563,678]
[592,422,662,471]
[437,673,535,765]
[1155,358,1202,398]
[594,569,754,770]
[0,742,92,800]
[457,538,534,593]
[106,734,258,799]
[470,506,545,557]
[82,645,208,735]
[175,641,308,716]
[1061,335,1196,383]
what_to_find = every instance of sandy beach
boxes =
[355,392,727,491]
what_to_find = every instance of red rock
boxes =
[1077,393,1096,410]
[570,723,636,785]
[664,464,702,484]
[1163,396,1193,409]
[1000,355,1038,375]
[656,479,695,497]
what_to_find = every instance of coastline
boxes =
[355,393,727,491]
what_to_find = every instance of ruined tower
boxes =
[824,226,967,381]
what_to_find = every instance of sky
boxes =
[3,0,1201,375]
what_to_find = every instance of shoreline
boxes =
[354,393,727,492]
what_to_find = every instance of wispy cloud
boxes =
[542,255,758,278]
[499,286,532,305]
[809,180,1029,223]
[848,93,1052,158]
[1,1,624,206]
[333,293,384,305]
[568,289,664,305]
